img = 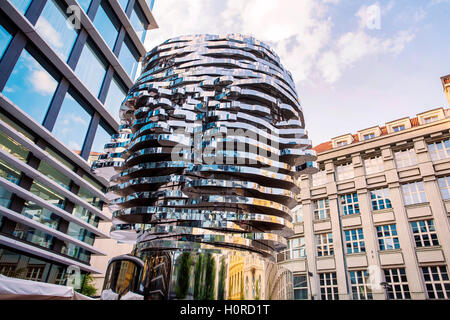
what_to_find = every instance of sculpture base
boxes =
[102,249,293,300]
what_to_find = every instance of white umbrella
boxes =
[0,275,94,300]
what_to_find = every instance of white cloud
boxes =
[148,0,418,85]
[28,70,57,95]
[317,29,415,83]
[35,17,63,50]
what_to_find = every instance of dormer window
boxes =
[331,134,354,149]
[363,133,375,140]
[417,108,444,125]
[392,125,405,132]
[423,115,438,124]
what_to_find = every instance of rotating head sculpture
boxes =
[94,34,316,295]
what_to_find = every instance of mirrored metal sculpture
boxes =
[93,34,317,300]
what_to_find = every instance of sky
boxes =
[145,0,450,146]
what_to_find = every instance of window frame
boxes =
[376,224,400,251]
[316,232,334,257]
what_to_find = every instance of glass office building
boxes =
[0,0,157,287]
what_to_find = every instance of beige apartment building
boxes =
[279,103,450,300]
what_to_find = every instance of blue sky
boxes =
[147,0,450,145]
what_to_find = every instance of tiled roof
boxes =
[312,114,427,153]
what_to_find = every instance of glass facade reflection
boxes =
[104,76,126,120]
[129,2,148,43]
[37,160,71,190]
[74,40,107,98]
[0,24,12,61]
[118,0,128,11]
[93,0,120,51]
[3,48,58,124]
[91,123,112,154]
[9,0,32,15]
[78,0,91,12]
[22,201,61,230]
[36,0,79,62]
[0,0,156,286]
[118,36,139,80]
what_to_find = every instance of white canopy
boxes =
[0,275,94,300]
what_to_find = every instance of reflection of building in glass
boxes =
[0,0,157,289]
[280,101,450,300]
[94,34,316,299]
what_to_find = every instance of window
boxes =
[293,275,308,300]
[73,205,99,228]
[364,156,384,175]
[78,0,91,12]
[428,139,450,161]
[83,174,105,193]
[62,243,91,263]
[313,199,329,220]
[316,233,333,257]
[283,237,305,260]
[0,111,35,142]
[384,268,410,299]
[104,75,127,121]
[423,115,438,124]
[13,223,54,249]
[36,0,79,62]
[336,140,347,147]
[52,90,92,152]
[376,224,400,251]
[293,204,303,223]
[0,158,21,185]
[438,176,450,200]
[363,133,375,140]
[370,188,392,211]
[21,201,61,230]
[119,36,140,80]
[344,228,365,254]
[29,180,65,209]
[421,266,450,299]
[3,48,58,124]
[336,162,354,181]
[46,148,75,173]
[10,0,32,15]
[349,270,373,300]
[129,2,148,43]
[78,186,102,210]
[0,130,30,163]
[401,181,427,205]
[67,222,95,245]
[93,0,120,50]
[411,220,439,247]
[0,24,13,61]
[312,169,326,187]
[392,125,405,132]
[118,0,128,10]
[319,273,338,300]
[37,160,71,190]
[75,40,107,98]
[0,185,13,208]
[339,193,360,216]
[88,123,111,165]
[394,148,417,168]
